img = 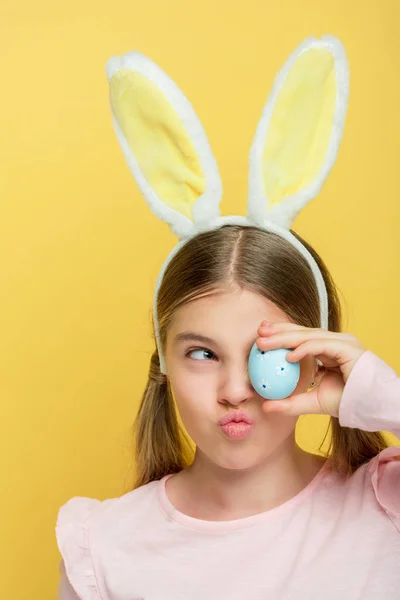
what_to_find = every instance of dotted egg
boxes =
[248,344,300,400]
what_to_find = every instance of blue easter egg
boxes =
[248,344,300,400]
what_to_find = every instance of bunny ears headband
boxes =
[105,35,349,375]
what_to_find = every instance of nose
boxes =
[218,362,255,407]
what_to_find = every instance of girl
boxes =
[56,38,400,599]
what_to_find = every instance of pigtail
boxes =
[325,419,387,477]
[131,349,193,489]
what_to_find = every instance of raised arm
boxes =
[339,350,400,440]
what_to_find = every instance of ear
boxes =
[106,52,223,239]
[311,360,327,389]
[248,35,349,229]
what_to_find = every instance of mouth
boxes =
[218,411,254,440]
[220,422,254,440]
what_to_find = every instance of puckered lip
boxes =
[218,411,254,426]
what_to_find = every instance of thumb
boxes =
[262,389,323,417]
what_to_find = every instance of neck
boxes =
[168,437,325,521]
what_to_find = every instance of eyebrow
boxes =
[174,331,220,348]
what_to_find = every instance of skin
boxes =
[163,286,369,521]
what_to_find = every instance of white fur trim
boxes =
[248,35,349,229]
[106,52,223,240]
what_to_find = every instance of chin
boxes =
[191,424,296,472]
[208,446,270,472]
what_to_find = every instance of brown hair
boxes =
[131,225,387,489]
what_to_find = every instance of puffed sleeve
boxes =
[367,446,400,533]
[58,559,81,600]
[55,497,102,600]
[339,350,400,532]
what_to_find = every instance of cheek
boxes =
[169,372,216,426]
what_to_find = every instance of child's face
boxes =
[165,288,317,471]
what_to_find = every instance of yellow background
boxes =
[1,0,399,597]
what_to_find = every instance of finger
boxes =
[285,339,348,363]
[256,331,344,354]
[258,322,355,344]
[262,389,323,417]
[258,321,309,335]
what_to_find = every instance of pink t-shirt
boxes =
[56,350,400,600]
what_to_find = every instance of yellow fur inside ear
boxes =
[262,48,336,206]
[110,69,205,220]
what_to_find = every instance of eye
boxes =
[186,347,217,361]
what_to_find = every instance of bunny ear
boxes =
[106,52,223,239]
[248,35,349,229]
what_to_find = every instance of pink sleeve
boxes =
[55,497,102,600]
[339,351,400,532]
[366,446,400,533]
[339,350,400,438]
[58,560,81,600]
